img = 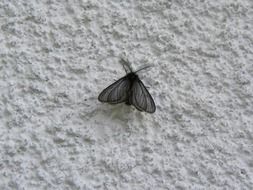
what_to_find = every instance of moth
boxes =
[98,59,156,113]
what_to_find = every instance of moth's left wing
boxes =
[98,76,131,104]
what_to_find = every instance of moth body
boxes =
[98,60,156,113]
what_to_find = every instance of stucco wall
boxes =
[0,0,253,189]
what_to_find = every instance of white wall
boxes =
[0,0,253,189]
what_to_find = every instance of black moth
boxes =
[98,59,156,113]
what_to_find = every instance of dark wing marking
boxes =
[98,76,131,104]
[130,79,156,113]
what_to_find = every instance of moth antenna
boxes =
[120,58,133,73]
[134,65,153,73]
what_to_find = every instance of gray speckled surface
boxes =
[0,0,253,189]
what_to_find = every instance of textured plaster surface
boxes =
[0,0,253,189]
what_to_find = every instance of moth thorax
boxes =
[127,73,138,81]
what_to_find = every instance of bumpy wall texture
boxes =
[1,0,253,189]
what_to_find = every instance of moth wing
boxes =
[130,79,156,113]
[98,76,131,104]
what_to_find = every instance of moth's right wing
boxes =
[130,78,156,113]
[98,76,131,104]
